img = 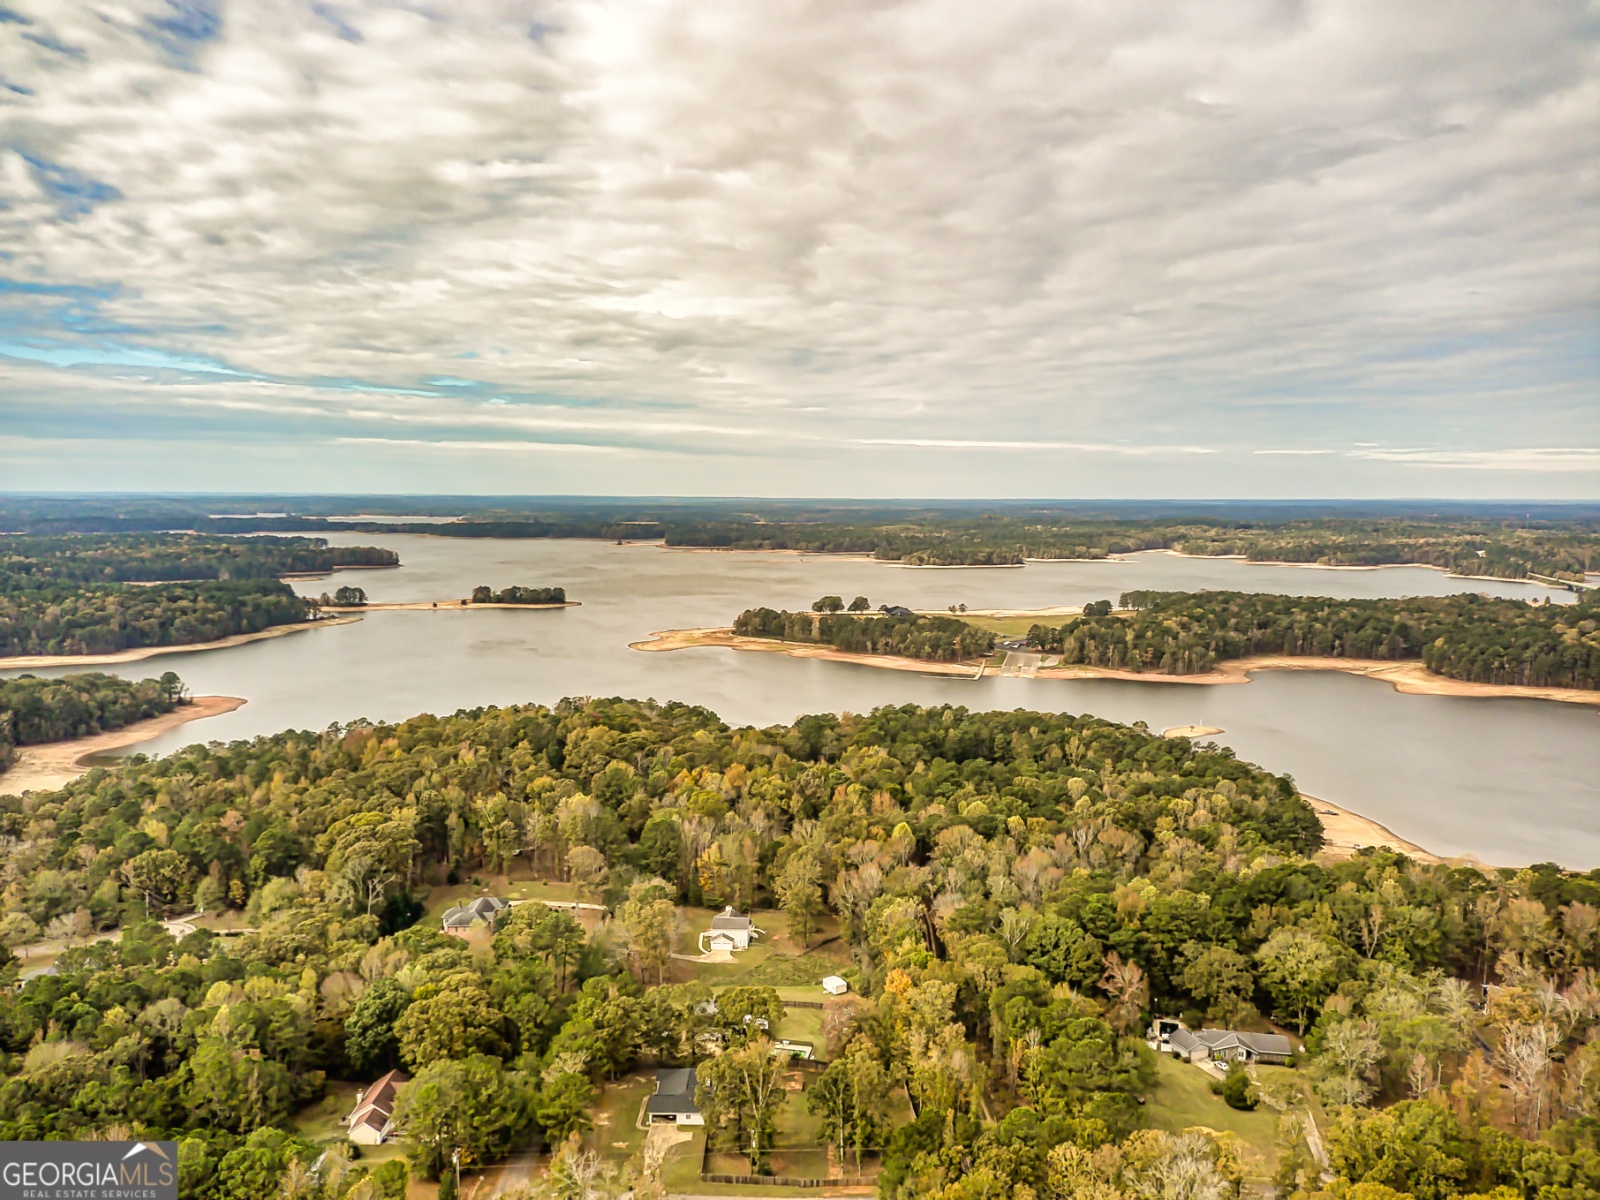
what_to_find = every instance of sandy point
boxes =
[0,696,247,796]
[1161,725,1224,738]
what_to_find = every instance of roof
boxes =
[646,1067,700,1116]
[348,1069,410,1128]
[441,897,509,927]
[1170,1028,1293,1056]
[822,975,848,988]
[710,906,752,931]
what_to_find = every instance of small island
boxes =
[468,585,567,605]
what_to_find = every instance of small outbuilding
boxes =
[646,1067,703,1126]
[822,975,849,996]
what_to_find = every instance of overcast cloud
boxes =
[0,0,1595,496]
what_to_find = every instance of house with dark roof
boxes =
[645,1067,703,1125]
[440,896,510,937]
[699,906,759,953]
[1159,1025,1294,1065]
[878,605,915,617]
[346,1069,409,1144]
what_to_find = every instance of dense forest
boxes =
[0,580,311,657]
[733,607,996,661]
[0,698,1593,1200]
[0,672,187,771]
[665,518,1600,581]
[0,535,394,657]
[1026,591,1600,689]
[0,534,399,585]
[5,499,1595,582]
[470,586,568,604]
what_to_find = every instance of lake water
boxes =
[11,536,1599,868]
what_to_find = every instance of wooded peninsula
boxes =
[0,699,1593,1200]
[1035,591,1600,690]
[0,671,187,774]
[0,535,397,658]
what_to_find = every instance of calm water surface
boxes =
[13,537,1599,868]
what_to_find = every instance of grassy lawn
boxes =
[292,1081,359,1143]
[773,1005,825,1048]
[1145,1054,1284,1176]
[953,614,1053,637]
[584,1073,654,1163]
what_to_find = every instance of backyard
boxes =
[1143,1053,1292,1178]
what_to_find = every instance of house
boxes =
[645,1067,703,1125]
[1154,1022,1294,1065]
[822,975,849,996]
[698,906,759,953]
[346,1069,409,1144]
[440,896,510,936]
[878,605,915,617]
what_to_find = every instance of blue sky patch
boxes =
[15,150,122,218]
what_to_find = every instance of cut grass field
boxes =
[1144,1054,1286,1176]
[292,1081,360,1144]
[583,1072,653,1163]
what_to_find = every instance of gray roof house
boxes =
[441,896,510,935]
[700,906,759,953]
[1167,1027,1294,1065]
[645,1067,703,1125]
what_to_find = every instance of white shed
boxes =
[822,975,849,995]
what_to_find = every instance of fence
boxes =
[700,1173,827,1188]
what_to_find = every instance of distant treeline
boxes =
[0,534,398,585]
[0,580,309,658]
[469,586,567,604]
[667,518,1600,581]
[732,607,995,662]
[0,672,187,771]
[1027,590,1600,690]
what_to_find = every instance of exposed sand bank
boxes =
[318,600,579,612]
[1040,656,1600,708]
[634,627,1600,707]
[630,628,985,677]
[0,617,362,669]
[1304,792,1447,865]
[0,696,247,795]
[1162,725,1225,738]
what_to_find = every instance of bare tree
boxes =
[1494,1020,1559,1136]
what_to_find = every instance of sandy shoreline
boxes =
[637,628,1600,707]
[0,616,361,669]
[318,600,579,612]
[631,628,986,677]
[1033,655,1600,707]
[1304,792,1447,864]
[0,696,247,795]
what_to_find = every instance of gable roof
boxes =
[710,906,752,931]
[1170,1028,1293,1056]
[646,1067,700,1116]
[441,897,509,927]
[348,1069,410,1129]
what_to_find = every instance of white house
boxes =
[699,906,758,953]
[645,1067,703,1125]
[346,1069,408,1144]
[822,975,849,996]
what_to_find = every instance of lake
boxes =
[12,536,1600,868]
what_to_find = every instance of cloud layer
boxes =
[1,0,1596,495]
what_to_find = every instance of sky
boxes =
[0,0,1596,498]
